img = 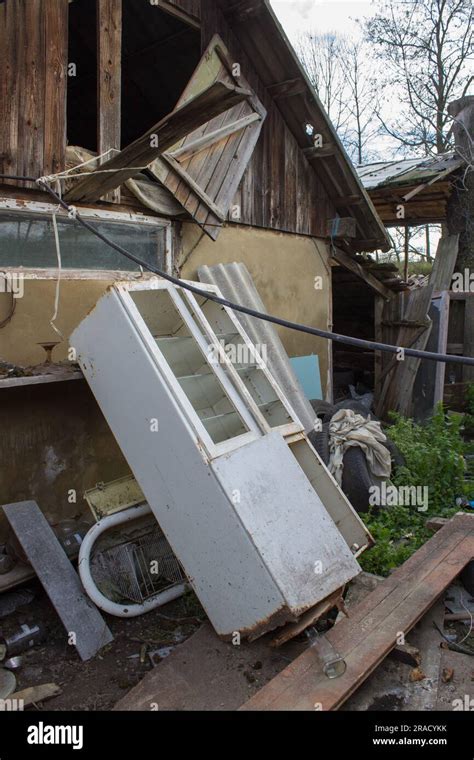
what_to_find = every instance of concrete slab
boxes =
[2,501,113,661]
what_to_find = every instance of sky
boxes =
[270,0,376,42]
[270,1,441,256]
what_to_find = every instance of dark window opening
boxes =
[66,1,201,153]
[332,271,375,401]
[121,3,201,147]
[67,0,98,152]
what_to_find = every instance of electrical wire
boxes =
[1,172,473,367]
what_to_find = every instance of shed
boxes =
[0,0,392,537]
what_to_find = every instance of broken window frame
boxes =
[115,279,302,460]
[0,198,173,276]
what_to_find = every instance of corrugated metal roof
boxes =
[357,152,463,190]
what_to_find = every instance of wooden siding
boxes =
[166,0,335,238]
[0,0,68,185]
[167,0,201,19]
[199,1,335,238]
[150,34,266,240]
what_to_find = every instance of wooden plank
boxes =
[2,501,113,661]
[43,0,68,178]
[378,235,459,417]
[19,0,45,185]
[332,248,392,300]
[170,112,261,161]
[334,195,364,208]
[463,296,474,383]
[266,77,306,99]
[304,146,336,159]
[270,589,344,648]
[150,34,266,239]
[156,0,201,28]
[241,513,474,711]
[115,622,307,712]
[161,153,227,220]
[4,683,61,709]
[97,0,122,203]
[0,0,22,183]
[327,217,357,239]
[65,80,250,202]
[0,371,83,390]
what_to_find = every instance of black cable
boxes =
[1,173,473,367]
[0,174,38,183]
[34,179,474,367]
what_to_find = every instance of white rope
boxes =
[50,212,64,340]
[40,147,148,185]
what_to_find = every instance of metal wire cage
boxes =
[90,525,186,605]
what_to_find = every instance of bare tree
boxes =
[297,32,349,136]
[364,0,473,156]
[297,32,381,164]
[340,39,382,164]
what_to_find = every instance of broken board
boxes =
[241,513,474,710]
[2,501,113,661]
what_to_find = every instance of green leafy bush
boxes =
[360,405,466,576]
[388,405,466,514]
[361,505,431,576]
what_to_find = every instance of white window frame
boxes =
[0,197,173,277]
[115,279,302,459]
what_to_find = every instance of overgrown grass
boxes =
[401,261,433,277]
[360,405,471,576]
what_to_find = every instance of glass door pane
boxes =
[129,288,250,445]
[180,290,294,430]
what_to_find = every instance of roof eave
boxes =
[219,0,391,253]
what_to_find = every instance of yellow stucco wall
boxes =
[180,223,332,394]
[0,223,333,391]
[0,223,332,537]
[0,278,114,366]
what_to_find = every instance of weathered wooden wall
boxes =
[199,0,335,238]
[0,0,68,185]
[1,0,336,239]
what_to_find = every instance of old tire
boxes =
[307,422,330,465]
[309,399,335,422]
[341,446,382,514]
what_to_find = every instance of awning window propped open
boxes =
[149,35,266,239]
[66,35,266,240]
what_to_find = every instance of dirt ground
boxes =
[2,575,473,712]
[1,583,205,711]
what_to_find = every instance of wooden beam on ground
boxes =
[65,80,250,203]
[240,513,474,711]
[332,247,392,301]
[2,501,113,661]
[97,0,122,203]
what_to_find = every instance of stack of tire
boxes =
[307,399,403,514]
